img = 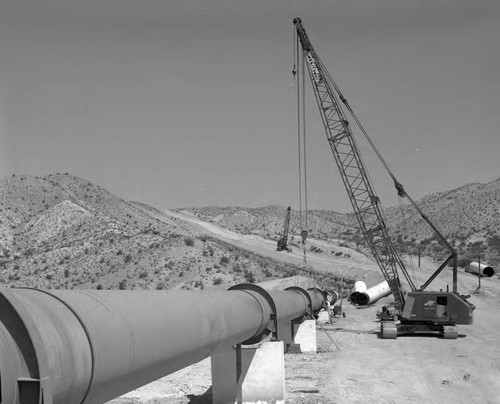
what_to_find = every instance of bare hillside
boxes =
[184,177,500,267]
[384,177,500,267]
[182,205,356,243]
[0,174,350,292]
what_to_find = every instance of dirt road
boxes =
[161,209,384,286]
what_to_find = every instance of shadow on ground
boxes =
[187,387,212,404]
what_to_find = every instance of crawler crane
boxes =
[293,18,474,338]
[277,206,292,252]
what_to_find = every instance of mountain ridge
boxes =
[1,173,498,293]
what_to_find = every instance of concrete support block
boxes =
[211,340,285,404]
[293,319,317,353]
[316,309,330,324]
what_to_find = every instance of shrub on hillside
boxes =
[184,238,195,247]
[263,268,273,277]
[488,235,500,252]
[456,257,471,268]
[244,270,255,283]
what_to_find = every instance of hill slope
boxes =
[184,177,500,267]
[0,174,349,291]
[384,177,500,266]
[1,173,497,292]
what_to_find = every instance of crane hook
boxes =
[300,229,308,244]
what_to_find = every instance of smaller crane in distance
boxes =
[277,206,292,252]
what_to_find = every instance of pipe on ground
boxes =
[0,284,326,404]
[349,280,367,304]
[350,281,391,305]
[466,261,495,278]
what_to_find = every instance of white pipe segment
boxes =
[466,262,495,278]
[349,281,367,304]
[351,281,390,305]
[353,281,367,292]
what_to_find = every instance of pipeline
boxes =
[0,283,326,404]
[466,261,495,278]
[350,281,390,305]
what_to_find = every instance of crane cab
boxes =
[379,291,475,339]
[401,291,474,325]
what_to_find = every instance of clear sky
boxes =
[1,0,499,212]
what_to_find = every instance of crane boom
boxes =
[293,17,411,310]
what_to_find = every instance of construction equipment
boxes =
[293,18,474,338]
[277,206,292,252]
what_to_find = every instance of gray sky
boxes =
[1,0,499,212]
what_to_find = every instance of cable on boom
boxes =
[295,30,309,260]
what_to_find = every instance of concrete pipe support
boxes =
[0,284,326,404]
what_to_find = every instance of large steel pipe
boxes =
[466,261,495,278]
[0,284,326,404]
[350,281,391,305]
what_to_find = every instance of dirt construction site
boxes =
[110,210,500,404]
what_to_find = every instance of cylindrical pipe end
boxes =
[326,290,339,305]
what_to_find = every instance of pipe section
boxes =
[466,262,495,278]
[349,280,367,304]
[326,290,339,305]
[350,281,391,305]
[0,283,326,404]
